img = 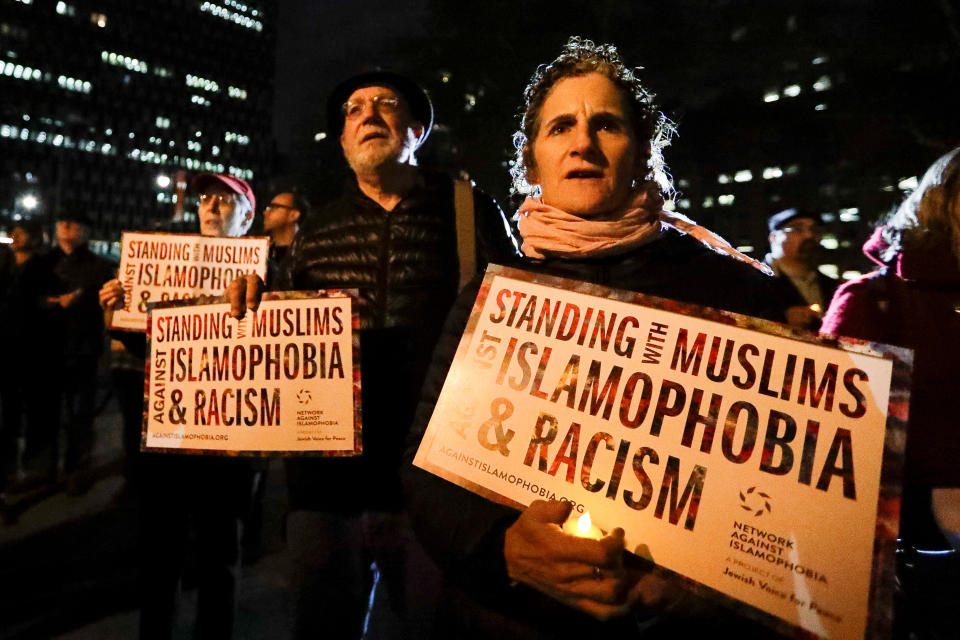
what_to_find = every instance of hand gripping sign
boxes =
[143,291,361,456]
[111,231,270,331]
[413,265,912,639]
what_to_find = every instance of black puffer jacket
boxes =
[402,230,782,638]
[282,169,517,512]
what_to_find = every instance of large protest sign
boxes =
[414,265,911,639]
[111,231,269,331]
[143,291,361,456]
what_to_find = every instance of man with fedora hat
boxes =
[766,207,838,330]
[230,70,517,638]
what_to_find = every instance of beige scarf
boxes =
[515,189,773,276]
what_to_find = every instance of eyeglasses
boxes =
[199,193,237,206]
[264,202,296,212]
[342,95,401,120]
[779,223,822,237]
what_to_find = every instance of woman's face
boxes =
[528,73,640,217]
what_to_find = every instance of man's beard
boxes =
[345,141,405,175]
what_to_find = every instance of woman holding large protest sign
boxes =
[401,37,781,637]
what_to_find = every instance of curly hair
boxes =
[510,36,675,198]
[882,146,960,260]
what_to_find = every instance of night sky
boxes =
[273,0,429,156]
[270,0,960,219]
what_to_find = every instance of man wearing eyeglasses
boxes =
[261,187,307,288]
[229,70,517,638]
[766,208,838,330]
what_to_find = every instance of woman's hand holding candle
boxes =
[504,500,667,620]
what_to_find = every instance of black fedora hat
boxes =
[56,203,93,227]
[326,70,433,148]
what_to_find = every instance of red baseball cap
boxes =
[189,172,256,211]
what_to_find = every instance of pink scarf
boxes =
[515,190,774,276]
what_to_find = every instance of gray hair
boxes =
[510,36,675,198]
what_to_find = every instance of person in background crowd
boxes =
[765,208,837,330]
[100,172,260,639]
[262,185,308,288]
[401,37,780,638]
[43,208,114,496]
[0,220,53,507]
[821,147,960,636]
[228,69,517,638]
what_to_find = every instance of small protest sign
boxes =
[111,231,269,331]
[144,291,361,456]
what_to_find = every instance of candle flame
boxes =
[577,512,593,535]
[809,303,822,313]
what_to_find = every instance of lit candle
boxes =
[561,511,604,539]
[809,303,822,313]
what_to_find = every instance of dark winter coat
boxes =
[45,244,115,362]
[281,170,517,512]
[821,227,960,489]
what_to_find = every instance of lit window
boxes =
[821,212,836,222]
[813,75,831,92]
[155,116,170,128]
[820,236,839,250]
[717,174,731,184]
[91,12,107,28]
[898,176,918,191]
[812,55,829,65]
[718,194,735,206]
[702,196,715,208]
[678,199,691,209]
[762,167,783,180]
[842,271,862,281]
[763,91,779,103]
[199,2,264,32]
[785,164,800,175]
[783,84,801,97]
[814,104,827,111]
[314,132,327,142]
[736,245,755,254]
[839,208,859,222]
[186,73,220,92]
[734,170,752,183]
[228,85,247,99]
[819,265,839,279]
[101,50,148,73]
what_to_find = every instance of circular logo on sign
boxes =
[739,486,772,517]
[297,389,312,404]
